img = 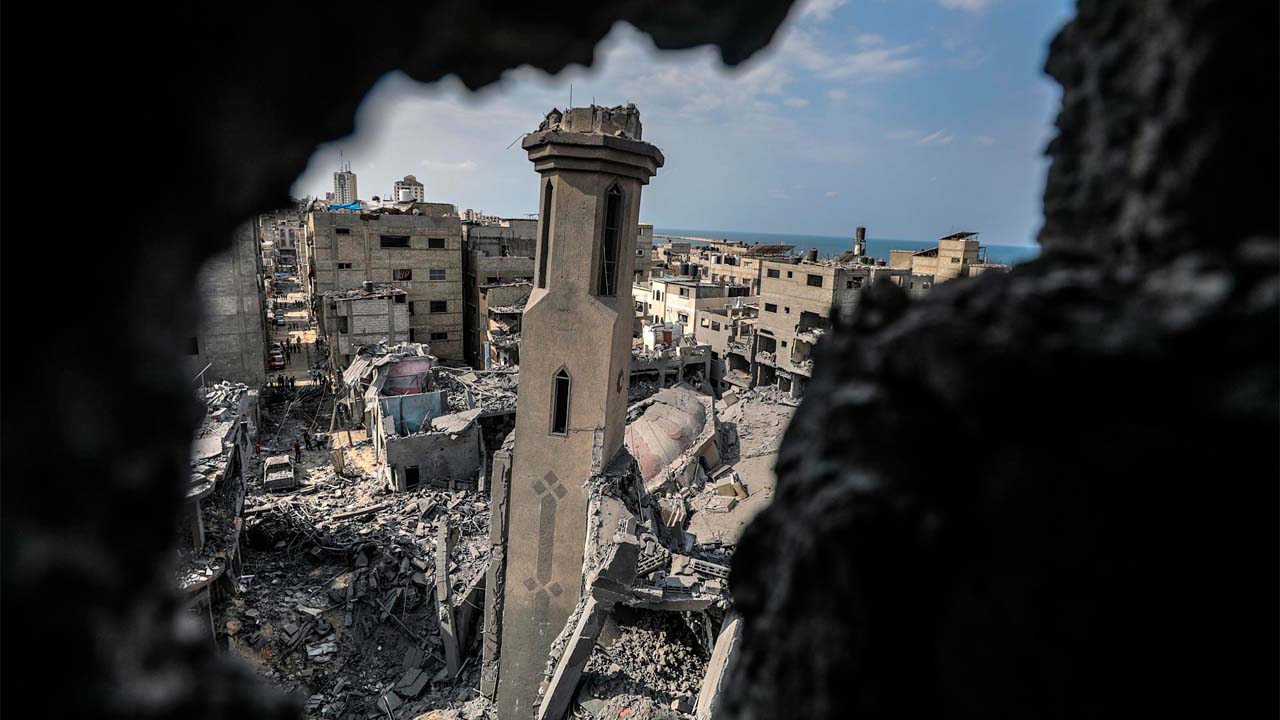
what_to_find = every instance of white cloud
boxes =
[791,38,922,81]
[826,88,848,101]
[916,129,955,146]
[783,97,810,108]
[824,191,839,198]
[854,33,885,49]
[799,0,848,22]
[974,135,997,145]
[938,0,993,13]
[421,159,477,171]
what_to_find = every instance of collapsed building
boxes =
[630,325,713,402]
[480,282,531,368]
[340,342,484,492]
[177,380,259,646]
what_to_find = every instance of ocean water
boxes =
[653,227,1041,267]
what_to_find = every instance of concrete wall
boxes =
[308,206,465,360]
[190,221,267,386]
[385,422,480,490]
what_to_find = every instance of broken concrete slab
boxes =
[695,611,742,720]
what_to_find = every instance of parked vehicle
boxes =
[268,350,286,370]
[263,454,299,491]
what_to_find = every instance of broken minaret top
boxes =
[536,103,642,140]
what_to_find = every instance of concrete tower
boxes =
[333,161,358,204]
[494,105,663,718]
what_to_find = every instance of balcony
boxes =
[755,350,776,366]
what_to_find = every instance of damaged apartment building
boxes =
[340,343,484,493]
[633,227,1009,400]
[177,380,259,646]
[752,245,910,398]
[303,199,465,363]
[317,283,411,369]
[462,219,537,369]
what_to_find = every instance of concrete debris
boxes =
[434,367,518,416]
[227,386,497,720]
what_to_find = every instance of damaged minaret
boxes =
[490,104,663,718]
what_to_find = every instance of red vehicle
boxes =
[268,350,286,370]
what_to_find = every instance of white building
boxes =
[333,162,358,204]
[393,174,424,202]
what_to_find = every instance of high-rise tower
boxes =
[333,161,358,204]
[493,104,663,717]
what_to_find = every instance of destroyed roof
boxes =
[487,304,526,315]
[321,284,407,300]
[625,384,717,483]
[742,244,794,256]
[342,342,435,386]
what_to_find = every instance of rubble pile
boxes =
[435,368,519,415]
[229,466,495,719]
[576,609,711,719]
[716,390,796,461]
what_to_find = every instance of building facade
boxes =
[317,284,412,367]
[188,221,268,386]
[393,174,425,203]
[754,257,908,397]
[462,220,537,367]
[333,163,358,204]
[306,203,465,362]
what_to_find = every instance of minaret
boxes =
[493,105,663,717]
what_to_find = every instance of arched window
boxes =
[550,368,571,435]
[596,184,623,297]
[537,179,554,289]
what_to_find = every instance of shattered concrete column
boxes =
[537,531,641,720]
[695,611,743,720]
[435,519,460,675]
[481,435,514,698]
[536,596,607,720]
[495,105,664,719]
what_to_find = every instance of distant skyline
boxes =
[292,0,1074,246]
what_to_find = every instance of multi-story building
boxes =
[652,239,794,293]
[188,221,268,386]
[305,202,465,362]
[693,296,759,395]
[333,162,358,204]
[479,282,531,368]
[393,174,425,203]
[753,255,909,398]
[178,381,257,645]
[634,223,655,284]
[889,230,1007,282]
[317,284,411,368]
[637,277,749,337]
[462,219,537,367]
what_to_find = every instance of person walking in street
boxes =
[293,440,302,463]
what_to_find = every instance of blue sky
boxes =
[293,0,1075,246]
